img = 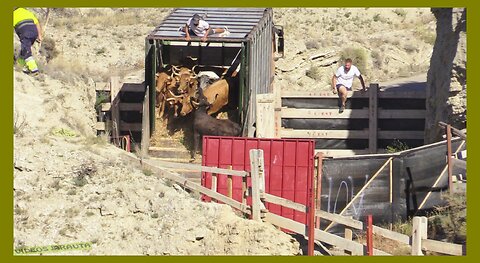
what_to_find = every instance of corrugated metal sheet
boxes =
[148,8,269,42]
[201,136,315,224]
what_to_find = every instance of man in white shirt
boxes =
[184,14,228,42]
[332,58,367,113]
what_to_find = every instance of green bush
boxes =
[340,47,368,74]
[386,139,410,153]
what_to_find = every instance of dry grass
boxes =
[14,110,27,137]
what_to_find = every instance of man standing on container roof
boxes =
[184,14,229,42]
[332,58,367,113]
[13,7,42,75]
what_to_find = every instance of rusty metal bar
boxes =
[366,215,373,256]
[446,125,453,194]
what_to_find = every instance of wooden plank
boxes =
[101,102,143,112]
[373,226,410,245]
[95,122,106,131]
[369,84,378,153]
[281,90,368,98]
[316,210,363,230]
[264,193,306,212]
[119,122,142,132]
[264,213,361,255]
[281,108,369,119]
[264,193,364,230]
[135,156,251,214]
[378,90,426,99]
[121,83,145,92]
[100,103,111,112]
[141,86,150,157]
[95,82,109,91]
[256,94,275,138]
[280,129,369,139]
[280,90,426,99]
[421,239,465,256]
[119,103,143,111]
[378,130,425,139]
[147,159,249,177]
[378,110,426,119]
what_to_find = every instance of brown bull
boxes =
[180,78,230,117]
[155,71,180,118]
[172,65,197,94]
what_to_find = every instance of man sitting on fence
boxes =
[332,58,367,113]
[182,14,229,42]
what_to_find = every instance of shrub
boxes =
[305,65,322,81]
[386,139,410,153]
[404,44,419,54]
[393,9,407,18]
[39,36,59,62]
[373,14,381,22]
[305,40,320,50]
[14,110,27,136]
[340,47,368,74]
[371,50,383,67]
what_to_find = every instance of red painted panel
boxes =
[202,136,315,224]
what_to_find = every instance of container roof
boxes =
[147,8,269,42]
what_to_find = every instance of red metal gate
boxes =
[202,136,315,224]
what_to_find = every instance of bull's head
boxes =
[173,65,198,94]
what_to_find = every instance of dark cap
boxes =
[192,14,201,25]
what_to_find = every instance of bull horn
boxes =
[168,90,183,98]
[166,98,176,102]
[171,65,181,76]
[192,100,200,106]
[191,65,198,77]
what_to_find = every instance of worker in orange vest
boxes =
[14,8,42,75]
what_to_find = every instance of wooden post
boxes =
[368,84,378,154]
[366,215,373,256]
[110,76,121,146]
[250,149,264,221]
[446,125,453,194]
[211,173,217,192]
[273,81,282,138]
[256,94,275,138]
[242,175,247,206]
[227,175,233,199]
[411,216,428,255]
[141,85,150,157]
[344,216,353,255]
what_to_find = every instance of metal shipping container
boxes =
[145,8,281,137]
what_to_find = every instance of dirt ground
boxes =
[13,8,465,255]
